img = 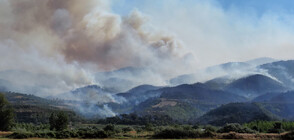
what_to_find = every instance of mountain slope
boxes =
[2,92,82,124]
[225,74,286,98]
[160,83,247,104]
[259,60,294,88]
[196,103,278,126]
[131,83,247,122]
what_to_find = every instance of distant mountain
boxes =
[253,91,294,120]
[253,91,294,103]
[206,62,253,74]
[116,84,161,104]
[94,67,151,92]
[252,92,282,102]
[245,57,277,66]
[259,102,294,120]
[196,103,278,126]
[1,92,82,124]
[259,60,294,88]
[168,57,276,87]
[129,83,247,122]
[224,74,287,99]
[169,74,197,86]
[134,98,204,123]
[204,76,234,90]
[159,83,247,104]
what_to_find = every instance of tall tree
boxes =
[49,111,69,131]
[0,93,14,131]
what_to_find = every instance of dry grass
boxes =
[217,132,284,139]
[0,132,12,137]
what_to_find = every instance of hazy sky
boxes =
[1,0,294,95]
[111,0,294,68]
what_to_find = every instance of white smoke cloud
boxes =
[0,0,195,97]
[1,0,294,101]
[140,0,294,69]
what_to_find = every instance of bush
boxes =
[218,123,255,133]
[103,124,115,132]
[34,130,56,138]
[122,126,134,132]
[192,124,200,129]
[55,130,71,139]
[77,127,108,138]
[144,123,154,131]
[153,128,202,139]
[8,132,34,139]
[267,122,285,133]
[203,125,218,132]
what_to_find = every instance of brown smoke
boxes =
[0,0,194,95]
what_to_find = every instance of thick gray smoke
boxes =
[0,0,196,116]
[0,0,194,96]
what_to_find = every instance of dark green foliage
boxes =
[153,128,203,139]
[77,127,107,138]
[197,103,277,126]
[225,74,286,98]
[122,126,134,132]
[34,131,56,138]
[103,124,115,132]
[3,92,85,124]
[268,122,285,133]
[0,93,15,131]
[55,130,72,139]
[203,125,217,132]
[244,121,294,133]
[49,112,69,131]
[98,113,175,125]
[8,132,35,139]
[144,123,154,131]
[218,123,255,133]
[13,123,50,131]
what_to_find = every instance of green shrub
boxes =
[153,128,202,139]
[192,124,200,129]
[218,123,255,133]
[103,124,115,132]
[203,125,218,132]
[144,123,154,131]
[8,132,34,139]
[55,130,71,139]
[244,121,294,133]
[77,127,108,138]
[122,126,134,132]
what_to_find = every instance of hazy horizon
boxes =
[1,0,294,96]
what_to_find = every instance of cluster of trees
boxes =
[97,113,175,125]
[244,120,294,133]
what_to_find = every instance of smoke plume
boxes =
[0,0,194,96]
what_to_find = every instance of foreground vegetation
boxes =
[0,122,293,139]
[2,92,294,139]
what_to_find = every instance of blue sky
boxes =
[109,0,294,66]
[112,0,294,16]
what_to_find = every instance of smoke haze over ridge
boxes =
[1,0,294,97]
